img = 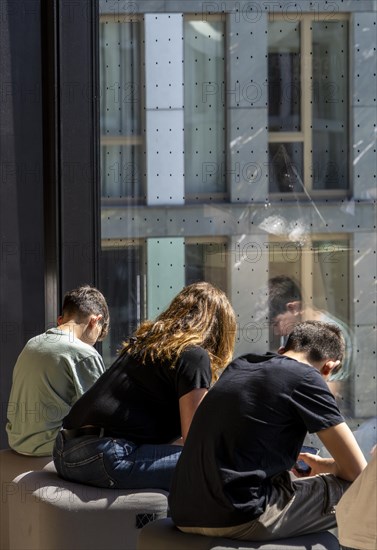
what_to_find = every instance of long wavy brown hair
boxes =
[121,282,236,381]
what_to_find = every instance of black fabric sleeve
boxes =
[174,347,212,399]
[291,369,344,433]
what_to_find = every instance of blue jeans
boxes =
[53,431,182,491]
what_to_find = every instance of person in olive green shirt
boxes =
[6,285,110,457]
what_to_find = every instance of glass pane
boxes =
[266,244,302,351]
[269,142,303,193]
[101,145,142,200]
[312,240,350,323]
[100,244,145,364]
[267,239,352,415]
[184,20,226,197]
[185,241,227,291]
[268,21,300,131]
[311,239,352,415]
[312,21,348,189]
[100,19,143,198]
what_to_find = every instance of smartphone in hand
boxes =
[294,445,320,474]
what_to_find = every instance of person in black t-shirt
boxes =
[169,321,366,541]
[53,282,236,491]
[268,275,353,412]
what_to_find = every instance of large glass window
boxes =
[98,5,376,460]
[268,15,349,194]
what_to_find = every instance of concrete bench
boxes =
[5,456,168,550]
[0,449,52,550]
[137,517,340,550]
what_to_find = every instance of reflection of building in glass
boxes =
[98,3,376,437]
[269,143,303,193]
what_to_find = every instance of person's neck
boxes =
[301,306,322,321]
[281,349,335,378]
[57,320,84,341]
[282,350,313,367]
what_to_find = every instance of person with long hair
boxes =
[53,281,236,491]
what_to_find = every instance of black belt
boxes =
[61,426,106,441]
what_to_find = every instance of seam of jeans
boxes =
[64,452,104,468]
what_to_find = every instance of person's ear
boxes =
[321,360,340,376]
[277,346,286,355]
[286,301,302,315]
[57,315,63,326]
[88,314,102,328]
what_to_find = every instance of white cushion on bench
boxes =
[8,465,168,550]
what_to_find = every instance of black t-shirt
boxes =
[169,352,344,528]
[63,346,211,444]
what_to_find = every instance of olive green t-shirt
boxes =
[6,328,106,456]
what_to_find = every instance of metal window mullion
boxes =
[301,242,314,314]
[139,17,147,201]
[100,135,143,146]
[301,16,312,192]
[300,2,318,315]
[99,14,142,23]
[269,132,304,143]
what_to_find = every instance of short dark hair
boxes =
[268,275,302,320]
[62,285,110,341]
[284,320,345,364]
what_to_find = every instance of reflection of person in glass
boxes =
[268,275,353,411]
[53,282,236,491]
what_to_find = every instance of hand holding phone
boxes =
[294,445,320,475]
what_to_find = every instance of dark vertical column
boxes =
[0,0,45,448]
[41,0,100,316]
[42,0,60,326]
[42,0,100,310]
[58,0,100,299]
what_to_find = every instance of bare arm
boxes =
[171,388,207,445]
[300,422,367,481]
